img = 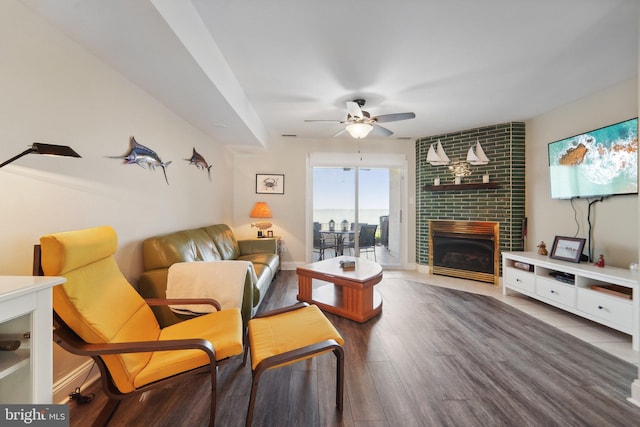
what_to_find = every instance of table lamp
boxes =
[250,201,273,238]
[0,143,81,169]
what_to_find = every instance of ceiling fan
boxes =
[305,99,416,139]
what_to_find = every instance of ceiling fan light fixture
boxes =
[345,123,373,139]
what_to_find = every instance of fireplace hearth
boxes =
[429,220,499,285]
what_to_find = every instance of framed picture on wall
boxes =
[549,236,586,263]
[256,174,284,194]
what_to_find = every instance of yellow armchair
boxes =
[38,225,243,427]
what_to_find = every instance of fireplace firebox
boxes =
[429,220,499,285]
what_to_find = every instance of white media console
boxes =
[502,252,640,351]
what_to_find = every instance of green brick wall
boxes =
[415,122,526,268]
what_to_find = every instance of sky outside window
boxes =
[313,167,389,226]
[313,168,389,209]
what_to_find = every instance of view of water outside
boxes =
[313,209,389,228]
[313,167,389,228]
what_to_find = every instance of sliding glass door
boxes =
[312,167,356,262]
[311,159,405,268]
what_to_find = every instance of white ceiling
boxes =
[21,0,639,150]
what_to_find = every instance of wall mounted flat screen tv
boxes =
[548,117,638,199]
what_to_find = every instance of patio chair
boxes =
[313,225,337,260]
[344,224,377,260]
[357,224,378,261]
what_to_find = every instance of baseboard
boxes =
[53,360,100,404]
[628,379,640,408]
[280,258,420,273]
[281,261,305,270]
[283,261,419,271]
[416,263,430,274]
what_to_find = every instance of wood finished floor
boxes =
[69,271,640,427]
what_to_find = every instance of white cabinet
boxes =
[502,252,639,350]
[0,276,64,404]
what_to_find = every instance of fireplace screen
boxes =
[429,220,499,285]
[432,236,494,274]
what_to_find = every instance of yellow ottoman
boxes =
[246,303,344,427]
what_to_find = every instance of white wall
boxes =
[1,0,233,394]
[526,78,638,268]
[232,137,416,269]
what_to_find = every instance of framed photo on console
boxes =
[549,236,586,263]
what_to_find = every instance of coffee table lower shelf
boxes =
[297,283,382,323]
[297,256,383,323]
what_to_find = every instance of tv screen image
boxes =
[548,117,638,199]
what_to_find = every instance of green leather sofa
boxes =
[139,224,279,327]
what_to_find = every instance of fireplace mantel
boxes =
[422,182,499,191]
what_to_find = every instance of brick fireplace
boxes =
[416,122,526,280]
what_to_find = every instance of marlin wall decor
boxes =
[185,147,213,180]
[108,136,172,184]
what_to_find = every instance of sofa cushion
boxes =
[143,229,222,271]
[237,253,279,278]
[202,224,240,260]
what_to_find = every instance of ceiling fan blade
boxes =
[346,101,364,119]
[333,128,347,137]
[304,119,343,123]
[373,112,416,123]
[371,124,394,137]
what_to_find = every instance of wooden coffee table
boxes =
[296,256,383,322]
